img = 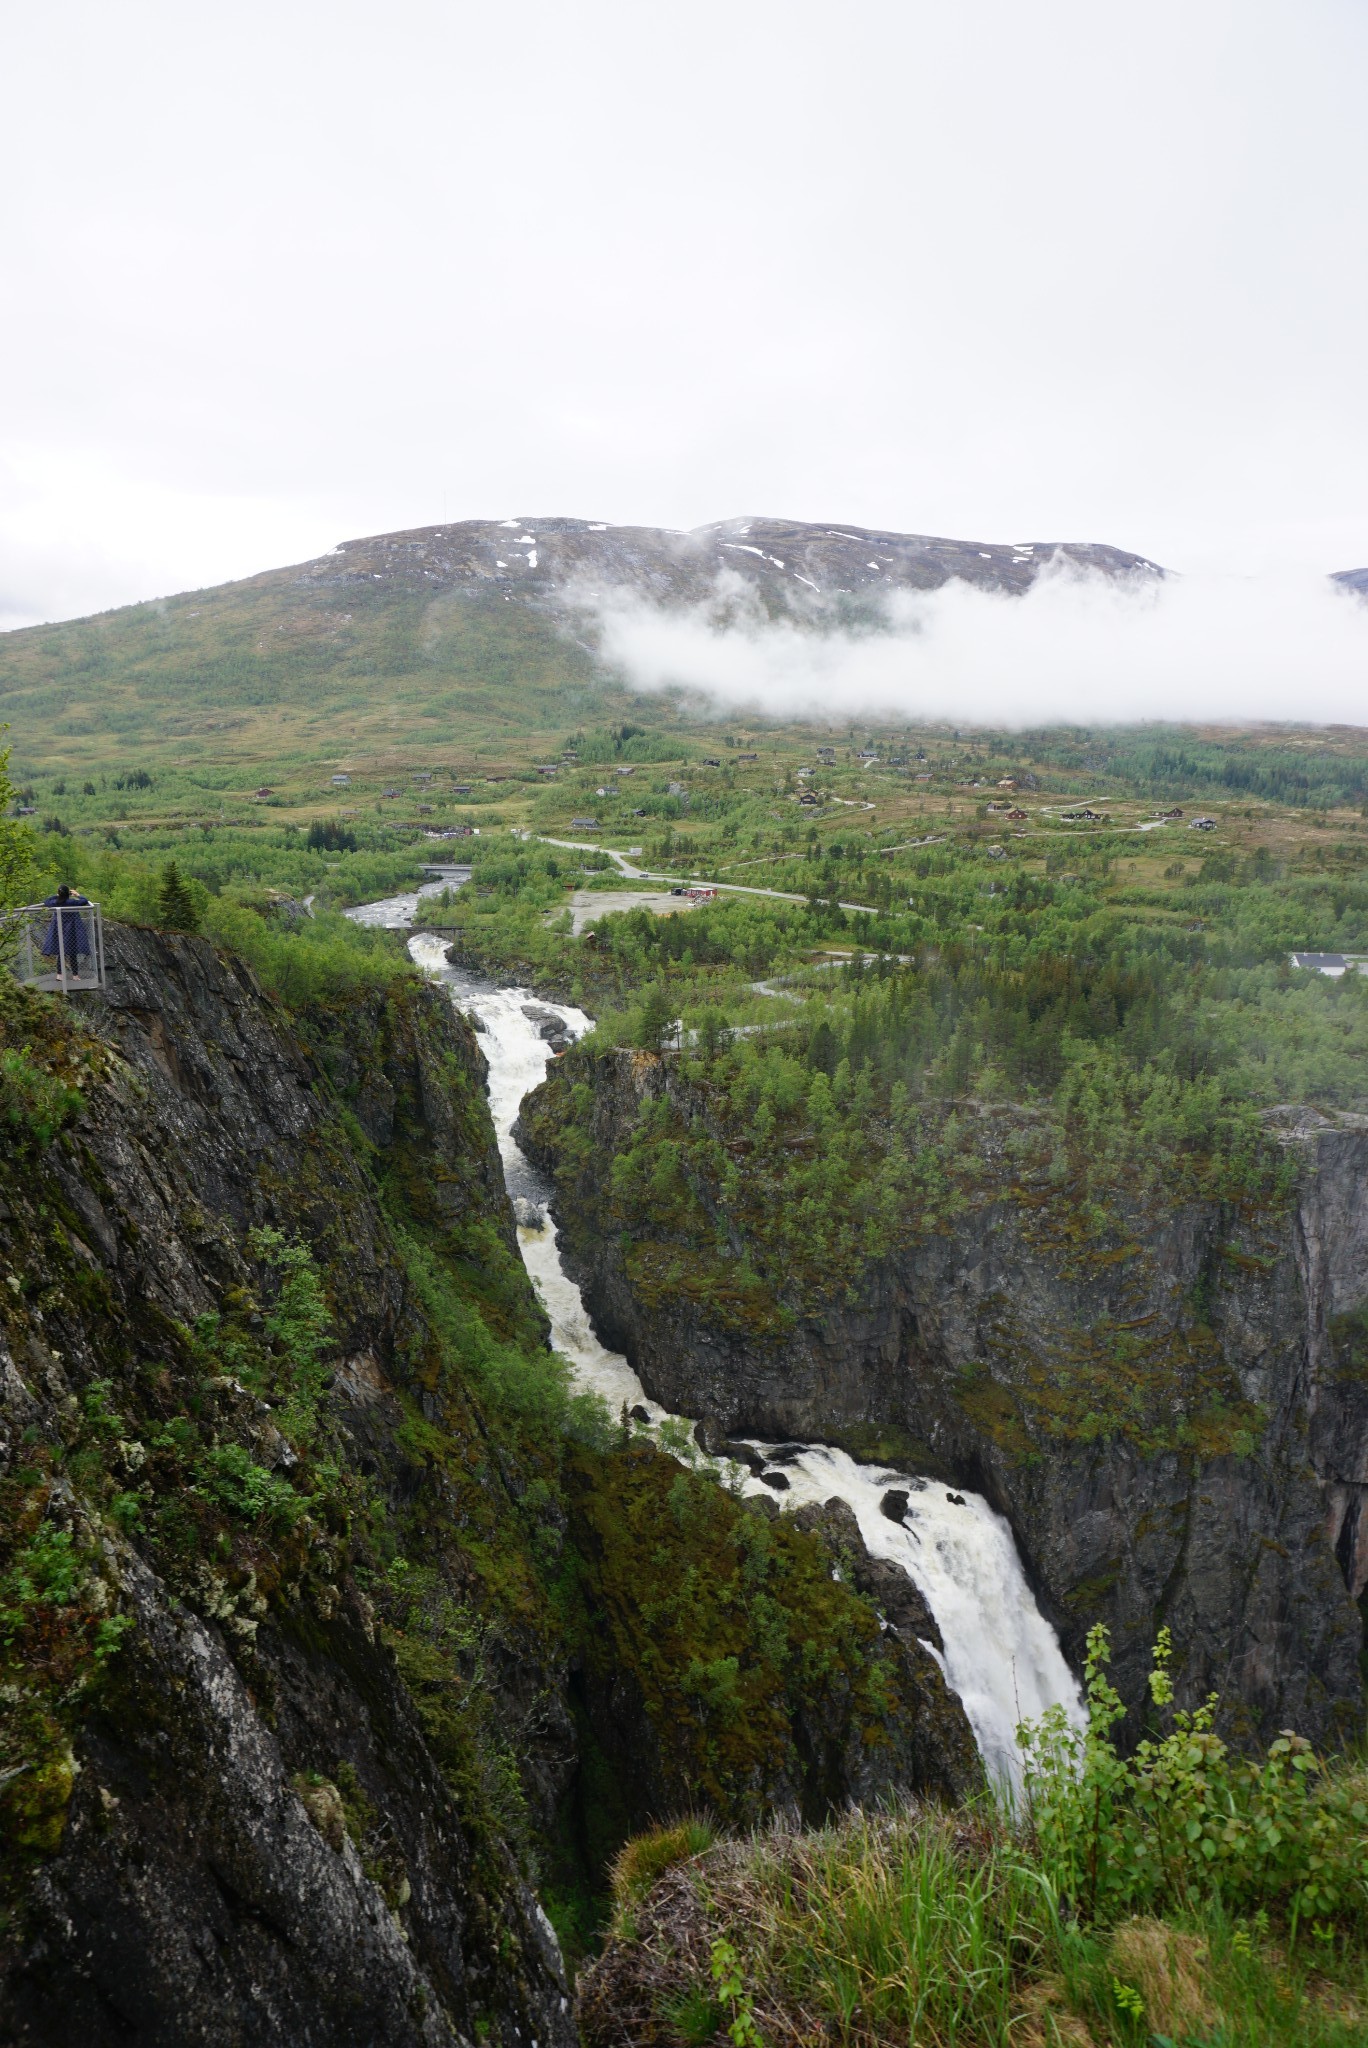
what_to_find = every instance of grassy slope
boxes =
[0,569,621,781]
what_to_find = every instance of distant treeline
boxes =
[1030,732,1368,809]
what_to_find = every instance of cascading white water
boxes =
[345,867,471,929]
[402,928,1084,1783]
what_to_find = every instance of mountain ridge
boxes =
[301,513,1165,618]
[0,513,1167,779]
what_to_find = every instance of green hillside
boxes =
[0,566,633,783]
[3,529,1367,859]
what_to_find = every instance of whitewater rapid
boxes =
[400,928,1083,1785]
[345,865,471,929]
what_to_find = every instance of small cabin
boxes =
[330,774,351,787]
[1290,952,1347,976]
[1189,816,1216,831]
[570,817,600,830]
[1006,807,1028,821]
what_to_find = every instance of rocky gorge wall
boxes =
[520,1048,1368,1751]
[0,927,977,2045]
[0,927,574,2048]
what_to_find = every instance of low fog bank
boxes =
[582,560,1368,728]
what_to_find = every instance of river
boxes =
[345,886,1082,1780]
[384,929,1084,1786]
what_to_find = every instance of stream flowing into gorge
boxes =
[386,922,1083,1785]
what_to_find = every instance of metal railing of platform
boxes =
[6,898,106,994]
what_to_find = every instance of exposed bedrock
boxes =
[0,929,571,2048]
[520,1055,1368,1746]
[1,930,985,2043]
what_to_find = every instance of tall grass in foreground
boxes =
[582,1807,1368,2047]
[579,1628,1368,2047]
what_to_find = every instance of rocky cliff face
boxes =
[0,928,981,2043]
[520,1052,1368,1750]
[0,928,574,2048]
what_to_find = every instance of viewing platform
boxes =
[7,898,106,994]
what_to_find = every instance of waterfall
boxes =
[404,931,1084,1783]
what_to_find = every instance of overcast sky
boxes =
[4,0,1368,632]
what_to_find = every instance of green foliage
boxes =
[0,1045,82,1148]
[0,737,37,928]
[247,1226,333,1445]
[710,1935,763,2048]
[306,818,357,852]
[0,1481,133,1904]
[196,1444,307,1529]
[0,1525,83,1644]
[611,1817,716,1906]
[155,859,201,932]
[559,1445,913,1827]
[597,1802,1368,2048]
[1019,1625,1368,1937]
[30,832,422,1006]
[211,904,414,1006]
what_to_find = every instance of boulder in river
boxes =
[522,1002,568,1042]
[880,1489,911,1523]
[759,1470,791,1491]
[724,1441,769,1475]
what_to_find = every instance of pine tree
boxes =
[157,861,199,933]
